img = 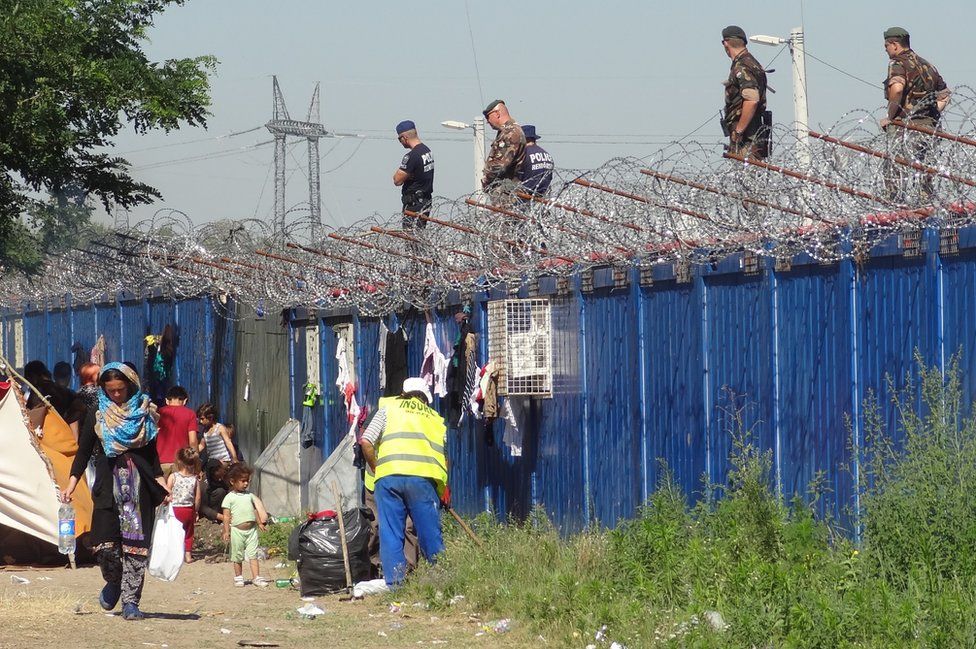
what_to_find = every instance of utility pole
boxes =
[472,117,486,194]
[442,117,488,195]
[788,27,810,171]
[750,27,811,170]
[265,77,327,231]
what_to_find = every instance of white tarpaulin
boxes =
[309,433,361,513]
[253,418,302,516]
[0,383,59,546]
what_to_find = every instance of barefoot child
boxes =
[221,463,270,587]
[166,446,202,563]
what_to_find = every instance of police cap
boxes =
[883,26,910,40]
[395,120,416,135]
[721,25,747,42]
[483,99,504,117]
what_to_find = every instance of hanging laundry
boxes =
[90,334,106,367]
[482,361,499,419]
[446,314,470,426]
[467,360,498,424]
[335,336,361,438]
[421,322,448,398]
[378,321,389,392]
[384,327,408,397]
[303,381,322,407]
[501,397,526,457]
[462,331,479,417]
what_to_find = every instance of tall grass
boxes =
[402,359,976,647]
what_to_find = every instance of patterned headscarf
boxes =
[95,362,158,457]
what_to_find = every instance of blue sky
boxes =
[106,0,976,228]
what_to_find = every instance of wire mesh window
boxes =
[487,298,553,397]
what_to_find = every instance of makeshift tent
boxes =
[253,418,302,516]
[308,433,361,514]
[0,381,92,564]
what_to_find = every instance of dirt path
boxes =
[0,559,533,649]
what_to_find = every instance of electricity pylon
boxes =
[265,76,326,229]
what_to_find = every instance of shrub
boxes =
[403,358,976,646]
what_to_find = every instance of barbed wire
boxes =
[7,89,976,317]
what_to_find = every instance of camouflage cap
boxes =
[722,25,747,41]
[483,99,504,117]
[883,26,909,39]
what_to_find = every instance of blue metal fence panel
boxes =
[71,306,96,365]
[583,287,642,527]
[148,300,176,336]
[357,318,381,409]
[320,318,352,456]
[704,272,775,488]
[641,281,706,501]
[120,301,146,369]
[95,304,121,362]
[531,295,586,531]
[857,253,939,443]
[775,264,855,526]
[475,293,538,522]
[214,308,237,431]
[940,251,976,417]
[174,298,213,408]
[48,310,72,373]
[23,311,46,366]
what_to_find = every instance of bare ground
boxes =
[0,523,536,649]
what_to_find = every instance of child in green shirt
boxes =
[221,463,270,587]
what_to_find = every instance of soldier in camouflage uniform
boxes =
[721,25,769,161]
[880,27,950,201]
[481,99,526,203]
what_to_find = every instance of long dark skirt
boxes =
[88,450,166,607]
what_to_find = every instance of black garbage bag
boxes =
[289,508,372,596]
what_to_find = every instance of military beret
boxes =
[722,25,747,42]
[395,120,415,135]
[883,26,909,39]
[483,99,504,116]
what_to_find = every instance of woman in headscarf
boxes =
[62,362,169,621]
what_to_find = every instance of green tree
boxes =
[0,0,215,273]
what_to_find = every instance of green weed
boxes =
[402,358,976,647]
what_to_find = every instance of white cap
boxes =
[402,377,432,404]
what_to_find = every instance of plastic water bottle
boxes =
[58,502,76,555]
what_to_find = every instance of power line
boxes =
[804,50,880,90]
[116,126,265,155]
[464,0,485,107]
[133,140,273,171]
[324,138,366,173]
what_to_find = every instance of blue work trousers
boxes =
[374,475,444,586]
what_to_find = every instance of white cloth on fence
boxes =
[501,397,526,457]
[421,322,449,398]
[378,321,389,392]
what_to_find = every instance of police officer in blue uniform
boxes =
[516,125,554,196]
[393,120,434,229]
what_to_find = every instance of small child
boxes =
[221,462,270,587]
[196,403,238,463]
[166,446,202,563]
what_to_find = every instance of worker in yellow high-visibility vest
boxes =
[359,377,449,586]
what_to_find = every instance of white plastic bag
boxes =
[148,505,185,581]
